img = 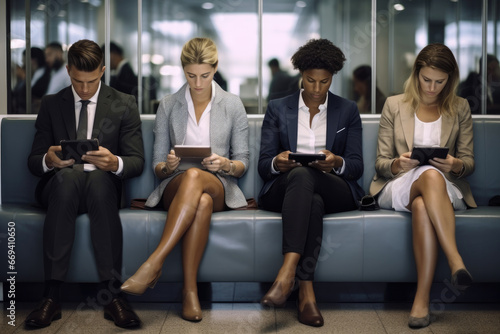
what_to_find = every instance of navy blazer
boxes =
[258,90,365,205]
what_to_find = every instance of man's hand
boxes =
[45,145,75,169]
[82,146,119,172]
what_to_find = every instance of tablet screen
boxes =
[410,146,449,165]
[174,145,212,170]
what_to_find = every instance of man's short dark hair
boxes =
[46,42,63,52]
[68,39,104,72]
[268,58,280,68]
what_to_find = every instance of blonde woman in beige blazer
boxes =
[121,38,249,322]
[369,44,476,329]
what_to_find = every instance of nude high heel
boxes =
[120,262,162,296]
[181,290,202,322]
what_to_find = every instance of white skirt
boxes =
[377,165,467,212]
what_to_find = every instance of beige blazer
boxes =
[369,94,477,208]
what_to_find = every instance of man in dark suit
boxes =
[102,42,138,99]
[25,39,144,329]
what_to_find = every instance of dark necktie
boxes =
[77,100,90,140]
[74,100,90,171]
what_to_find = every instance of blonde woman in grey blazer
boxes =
[121,38,249,322]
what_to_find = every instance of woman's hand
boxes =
[392,152,419,174]
[166,149,180,171]
[429,154,462,173]
[310,150,337,173]
[274,151,299,173]
[202,153,230,173]
[158,149,180,177]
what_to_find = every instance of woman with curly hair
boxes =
[258,38,364,327]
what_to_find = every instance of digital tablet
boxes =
[288,153,326,166]
[60,139,99,164]
[174,145,212,170]
[410,146,449,166]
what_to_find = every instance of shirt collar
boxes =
[72,81,101,104]
[185,81,216,105]
[298,88,328,112]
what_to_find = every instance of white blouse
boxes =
[413,113,442,147]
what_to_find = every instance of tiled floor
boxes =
[2,282,500,333]
[2,301,500,333]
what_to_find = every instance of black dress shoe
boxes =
[25,298,62,328]
[452,268,473,291]
[103,297,141,328]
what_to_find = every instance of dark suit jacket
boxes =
[28,84,145,202]
[258,90,365,204]
[110,61,138,98]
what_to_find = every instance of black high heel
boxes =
[451,268,473,291]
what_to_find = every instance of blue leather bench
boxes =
[1,114,499,284]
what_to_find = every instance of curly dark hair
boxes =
[291,38,345,75]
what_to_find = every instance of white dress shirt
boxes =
[45,65,72,95]
[271,90,345,174]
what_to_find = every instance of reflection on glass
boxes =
[6,0,500,115]
[9,0,101,114]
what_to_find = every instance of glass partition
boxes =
[6,0,498,115]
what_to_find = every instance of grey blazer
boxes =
[145,82,249,209]
[369,94,477,208]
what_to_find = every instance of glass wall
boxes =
[7,0,496,115]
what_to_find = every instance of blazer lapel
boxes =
[209,83,224,148]
[91,85,112,140]
[326,92,340,150]
[172,84,189,145]
[400,100,415,150]
[440,113,455,147]
[61,87,77,139]
[285,92,300,152]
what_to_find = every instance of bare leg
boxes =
[409,196,438,318]
[408,170,465,274]
[148,168,224,271]
[181,193,214,321]
[121,168,224,295]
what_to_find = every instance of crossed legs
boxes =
[407,169,466,318]
[121,168,224,321]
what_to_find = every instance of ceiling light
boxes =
[394,3,405,11]
[202,2,214,10]
[296,1,307,8]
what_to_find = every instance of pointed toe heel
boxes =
[120,262,162,296]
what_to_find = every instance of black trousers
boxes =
[259,167,356,280]
[40,168,123,282]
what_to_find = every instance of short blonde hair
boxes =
[180,37,218,68]
[403,43,460,117]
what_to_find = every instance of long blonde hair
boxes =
[403,43,460,117]
[180,37,218,69]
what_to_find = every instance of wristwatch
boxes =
[161,162,170,175]
[219,160,236,176]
